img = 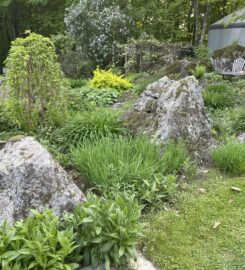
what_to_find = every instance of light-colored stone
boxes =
[0,136,85,222]
[125,76,213,163]
[80,253,157,270]
[237,133,245,143]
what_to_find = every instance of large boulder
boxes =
[0,136,85,222]
[125,76,213,162]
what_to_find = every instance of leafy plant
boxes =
[203,84,236,109]
[65,193,143,270]
[72,137,188,208]
[80,87,119,106]
[4,31,64,131]
[60,109,128,146]
[212,140,245,175]
[0,209,79,270]
[89,68,132,92]
[190,65,206,79]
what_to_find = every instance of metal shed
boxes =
[208,7,245,51]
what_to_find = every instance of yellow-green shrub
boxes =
[89,67,132,92]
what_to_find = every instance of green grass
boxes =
[143,174,245,270]
[212,140,245,175]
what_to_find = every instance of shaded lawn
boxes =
[143,174,245,270]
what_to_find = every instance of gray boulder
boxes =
[0,136,85,222]
[238,133,245,143]
[125,76,213,162]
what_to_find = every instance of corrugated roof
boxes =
[212,7,245,26]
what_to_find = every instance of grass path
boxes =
[143,173,245,270]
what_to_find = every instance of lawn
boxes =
[143,172,245,270]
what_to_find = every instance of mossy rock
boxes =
[212,44,245,59]
[163,60,197,78]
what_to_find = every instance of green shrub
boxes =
[60,109,127,146]
[89,68,132,92]
[203,84,236,109]
[65,87,93,112]
[80,87,119,106]
[68,78,87,88]
[72,137,188,208]
[190,65,206,79]
[0,100,16,132]
[212,140,245,175]
[4,31,64,131]
[232,108,245,133]
[66,193,143,270]
[0,210,78,270]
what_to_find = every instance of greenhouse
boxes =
[208,7,245,51]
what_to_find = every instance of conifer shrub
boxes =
[4,31,64,131]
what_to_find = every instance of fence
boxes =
[124,42,193,73]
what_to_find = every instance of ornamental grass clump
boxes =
[89,68,132,92]
[59,109,128,146]
[72,137,189,208]
[203,84,236,109]
[212,139,245,175]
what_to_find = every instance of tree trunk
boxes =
[187,1,194,33]
[199,3,210,46]
[194,0,199,47]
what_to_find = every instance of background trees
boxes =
[1,0,245,71]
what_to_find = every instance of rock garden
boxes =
[0,1,245,270]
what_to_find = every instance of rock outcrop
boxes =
[125,76,213,162]
[0,136,85,222]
